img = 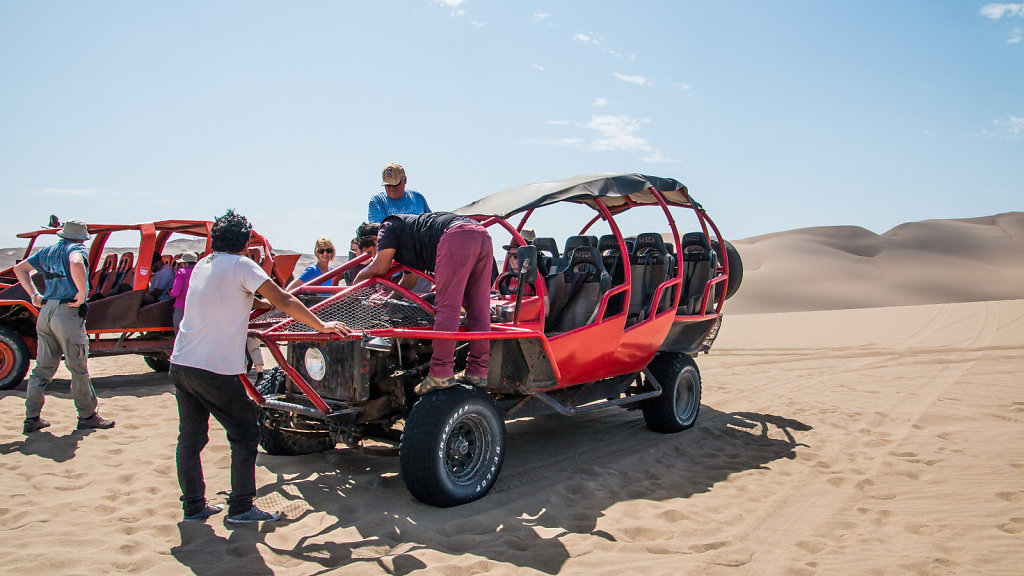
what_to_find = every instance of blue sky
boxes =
[1,0,1021,253]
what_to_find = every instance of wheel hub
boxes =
[443,416,490,485]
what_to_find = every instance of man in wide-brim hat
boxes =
[14,219,115,434]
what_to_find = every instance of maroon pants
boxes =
[430,222,492,379]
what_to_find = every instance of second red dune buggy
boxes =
[0,219,298,390]
[246,173,742,506]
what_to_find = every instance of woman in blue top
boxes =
[286,236,336,290]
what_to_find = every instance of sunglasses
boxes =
[317,248,334,254]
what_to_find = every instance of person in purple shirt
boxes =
[169,251,198,336]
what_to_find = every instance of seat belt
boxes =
[546,270,588,331]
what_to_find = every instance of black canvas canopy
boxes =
[453,173,693,219]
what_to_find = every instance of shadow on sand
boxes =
[171,407,811,575]
[0,428,96,462]
[0,370,173,400]
[172,521,277,576]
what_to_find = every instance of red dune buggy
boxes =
[247,173,743,506]
[0,219,298,389]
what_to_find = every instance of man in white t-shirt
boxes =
[170,210,349,524]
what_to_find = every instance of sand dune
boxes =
[728,211,1024,313]
[1,212,1023,574]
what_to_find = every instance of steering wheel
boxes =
[495,272,517,296]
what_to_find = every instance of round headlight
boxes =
[304,347,327,381]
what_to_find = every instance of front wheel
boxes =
[641,352,702,433]
[400,385,505,507]
[257,416,336,456]
[256,368,335,456]
[0,325,30,390]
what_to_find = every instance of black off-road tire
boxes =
[641,352,702,433]
[143,355,171,373]
[256,368,335,456]
[256,366,286,396]
[400,385,505,507]
[0,325,30,391]
[711,239,743,300]
[257,418,336,456]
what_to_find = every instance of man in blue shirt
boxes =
[367,163,431,223]
[14,219,115,434]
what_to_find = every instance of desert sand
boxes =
[1,213,1022,575]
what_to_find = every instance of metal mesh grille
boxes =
[274,283,434,333]
[251,308,287,328]
[251,296,326,328]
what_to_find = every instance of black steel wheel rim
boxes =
[444,413,491,485]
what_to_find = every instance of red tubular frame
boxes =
[250,185,730,398]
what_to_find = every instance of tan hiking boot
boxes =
[414,375,457,395]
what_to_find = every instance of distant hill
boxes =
[4,213,1022,314]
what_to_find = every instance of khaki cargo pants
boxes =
[25,300,98,420]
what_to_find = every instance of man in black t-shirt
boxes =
[354,213,492,394]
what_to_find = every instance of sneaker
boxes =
[414,375,457,395]
[77,413,115,430]
[23,417,51,434]
[184,503,225,522]
[457,373,487,387]
[226,506,280,524]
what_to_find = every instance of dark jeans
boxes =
[171,363,258,517]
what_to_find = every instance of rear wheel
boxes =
[0,325,30,391]
[143,355,170,373]
[641,352,701,433]
[401,385,505,507]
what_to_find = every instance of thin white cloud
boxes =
[985,116,1024,140]
[641,151,679,164]
[672,83,691,91]
[472,20,485,28]
[613,72,652,86]
[980,3,1024,19]
[531,64,545,71]
[531,137,584,147]
[585,115,652,152]
[433,0,467,18]
[981,3,1024,41]
[592,97,608,107]
[573,31,621,57]
[532,12,552,21]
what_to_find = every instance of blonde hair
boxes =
[314,236,335,260]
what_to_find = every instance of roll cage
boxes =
[247,173,730,408]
